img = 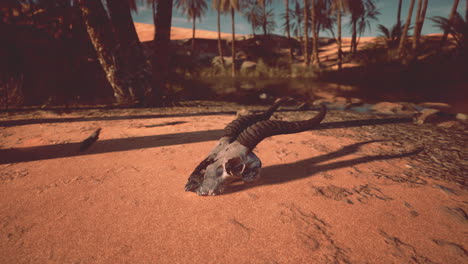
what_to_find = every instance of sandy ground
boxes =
[0,105,466,263]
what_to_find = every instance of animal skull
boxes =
[185,99,326,196]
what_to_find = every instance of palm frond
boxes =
[377,24,390,38]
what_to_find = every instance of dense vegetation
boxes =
[0,0,467,108]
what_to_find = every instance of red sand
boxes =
[0,108,466,263]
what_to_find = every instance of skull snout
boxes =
[184,179,200,192]
[196,177,224,196]
[197,162,231,195]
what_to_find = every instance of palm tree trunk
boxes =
[412,0,423,51]
[337,0,342,70]
[78,0,131,105]
[396,0,403,42]
[231,7,236,77]
[106,0,152,104]
[192,16,196,52]
[263,4,267,36]
[350,20,357,55]
[466,0,468,22]
[440,0,460,46]
[397,0,402,26]
[311,0,320,66]
[418,0,429,36]
[152,1,157,40]
[216,9,225,69]
[152,0,173,105]
[285,0,294,62]
[397,0,415,59]
[412,0,428,51]
[303,0,310,66]
[154,0,173,63]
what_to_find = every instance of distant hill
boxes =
[134,22,246,42]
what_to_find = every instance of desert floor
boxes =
[0,103,466,263]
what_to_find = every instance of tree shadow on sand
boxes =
[0,108,413,128]
[0,129,224,164]
[0,111,237,127]
[0,117,413,164]
[224,140,423,194]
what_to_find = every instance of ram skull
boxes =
[185,99,327,196]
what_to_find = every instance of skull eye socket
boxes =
[225,157,245,176]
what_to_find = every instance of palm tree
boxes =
[220,0,241,77]
[316,0,335,39]
[396,0,403,43]
[77,0,134,105]
[135,0,173,105]
[243,0,262,36]
[151,0,174,104]
[348,0,364,55]
[133,2,165,103]
[466,0,468,23]
[284,0,294,62]
[303,0,310,66]
[262,9,277,34]
[397,0,415,59]
[213,0,228,69]
[440,0,460,46]
[175,0,208,51]
[396,0,402,28]
[230,5,237,77]
[412,0,429,51]
[107,0,152,103]
[331,0,343,69]
[257,0,272,36]
[413,0,424,36]
[288,1,304,40]
[378,23,403,48]
[356,0,380,51]
[348,0,379,56]
[432,12,468,53]
[310,0,320,66]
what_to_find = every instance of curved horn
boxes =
[236,104,327,150]
[223,97,289,142]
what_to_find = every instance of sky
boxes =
[132,0,467,38]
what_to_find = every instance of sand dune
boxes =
[134,22,245,42]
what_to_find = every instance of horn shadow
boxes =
[223,141,423,195]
